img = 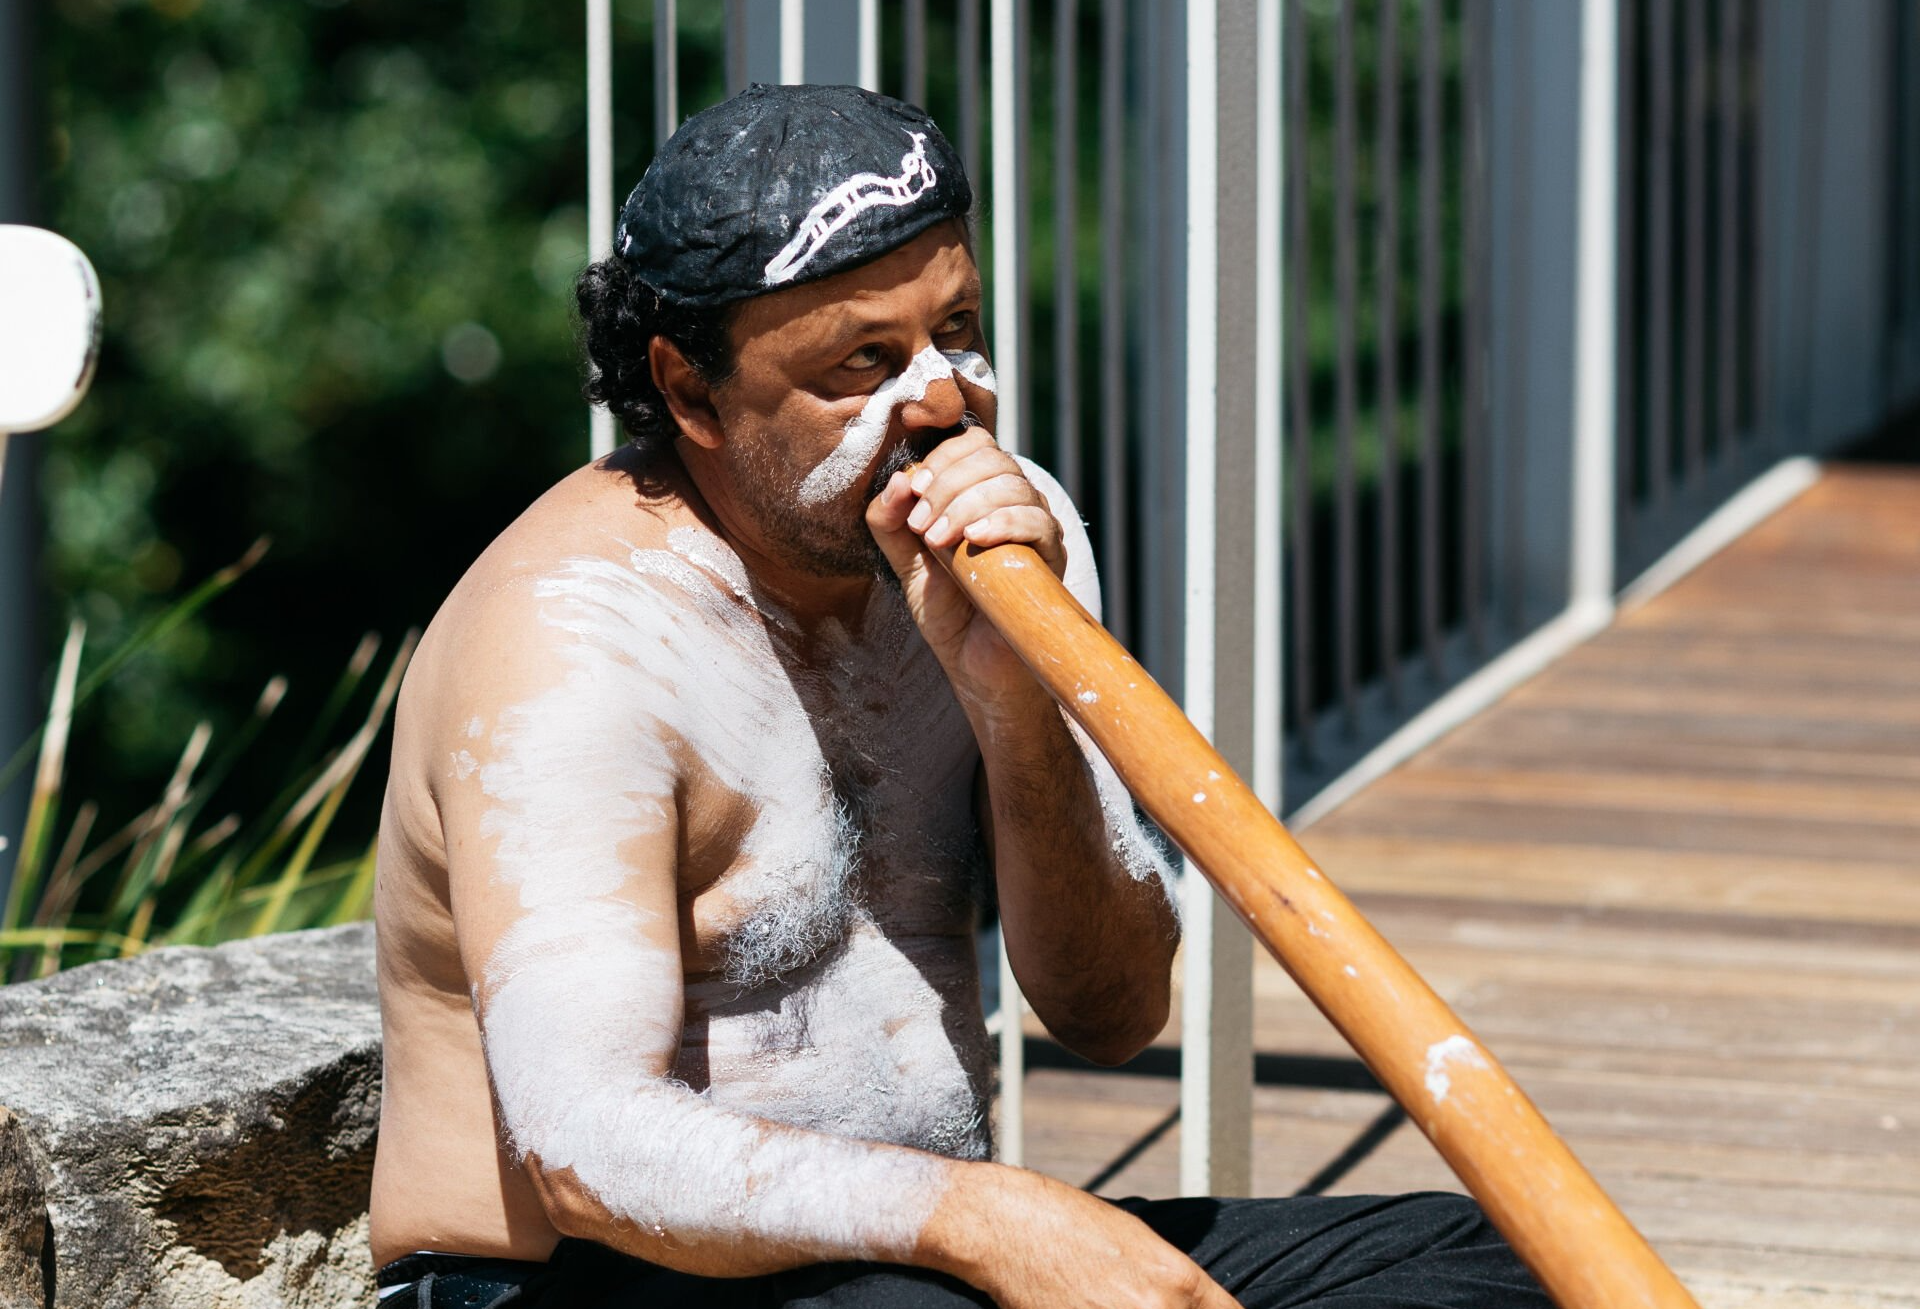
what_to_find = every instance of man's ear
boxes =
[650,337,725,450]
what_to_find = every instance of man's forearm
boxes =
[526,1086,961,1275]
[972,684,1179,1064]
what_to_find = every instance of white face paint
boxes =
[469,527,983,1259]
[796,348,997,507]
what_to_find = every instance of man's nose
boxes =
[900,371,966,432]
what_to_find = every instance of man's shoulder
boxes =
[397,459,702,763]
[430,458,697,644]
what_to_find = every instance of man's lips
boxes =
[862,419,973,503]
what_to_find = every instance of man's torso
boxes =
[370,457,993,1265]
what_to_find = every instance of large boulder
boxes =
[0,924,380,1309]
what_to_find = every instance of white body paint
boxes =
[797,348,997,506]
[467,460,1173,1259]
[1424,1034,1489,1106]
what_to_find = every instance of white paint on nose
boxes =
[796,348,997,506]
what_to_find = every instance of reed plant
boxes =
[0,539,416,982]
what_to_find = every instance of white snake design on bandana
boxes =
[763,132,938,288]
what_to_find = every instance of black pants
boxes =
[377,1192,1549,1308]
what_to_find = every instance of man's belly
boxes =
[679,919,993,1161]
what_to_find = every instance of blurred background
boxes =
[4,6,1920,1297]
[1,0,1917,974]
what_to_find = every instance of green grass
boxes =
[0,541,414,982]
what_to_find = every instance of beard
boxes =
[726,419,960,580]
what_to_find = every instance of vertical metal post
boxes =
[991,0,1027,460]
[587,0,617,461]
[1099,0,1131,646]
[1285,0,1317,765]
[1647,0,1672,502]
[859,0,880,92]
[990,0,1029,1167]
[1574,0,1619,613]
[782,0,806,83]
[1418,0,1442,682]
[1500,4,1532,636]
[1683,0,1706,479]
[1055,0,1081,499]
[654,0,679,143]
[1374,0,1401,704]
[726,0,749,95]
[1332,0,1359,733]
[1179,0,1257,1201]
[1254,0,1285,817]
[1462,0,1490,655]
[1615,0,1638,541]
[1718,0,1741,455]
[1748,0,1767,455]
[959,0,983,187]
[905,0,928,108]
[1786,1,1828,451]
[0,0,42,864]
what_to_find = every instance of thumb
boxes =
[866,469,938,585]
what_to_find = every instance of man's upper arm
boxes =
[428,579,687,1169]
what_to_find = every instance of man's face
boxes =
[699,223,996,579]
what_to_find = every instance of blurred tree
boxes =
[33,0,726,847]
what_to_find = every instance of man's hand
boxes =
[921,1164,1241,1309]
[865,425,1066,705]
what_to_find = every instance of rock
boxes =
[0,924,380,1309]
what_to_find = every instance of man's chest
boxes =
[666,606,985,985]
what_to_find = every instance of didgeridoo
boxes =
[943,538,1699,1309]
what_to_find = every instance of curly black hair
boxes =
[575,256,740,460]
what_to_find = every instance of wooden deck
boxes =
[1019,464,1920,1307]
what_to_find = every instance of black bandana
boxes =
[613,84,973,308]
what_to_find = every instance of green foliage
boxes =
[35,0,726,838]
[1,548,411,979]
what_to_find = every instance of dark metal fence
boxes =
[1615,0,1768,580]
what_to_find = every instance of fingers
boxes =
[897,432,1065,576]
[865,468,934,582]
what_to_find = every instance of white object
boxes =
[0,225,102,436]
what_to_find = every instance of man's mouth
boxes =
[862,419,970,503]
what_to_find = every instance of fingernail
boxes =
[928,514,950,542]
[910,470,933,495]
[908,501,932,531]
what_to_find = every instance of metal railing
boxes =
[586,0,1920,1198]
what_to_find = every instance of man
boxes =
[370,84,1549,1307]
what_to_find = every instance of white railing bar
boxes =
[990,0,1027,1168]
[780,0,806,84]
[1289,598,1615,832]
[991,0,1025,459]
[1179,0,1254,1201]
[1254,0,1284,817]
[1179,0,1223,1198]
[654,0,679,141]
[1572,0,1618,610]
[587,0,616,460]
[1616,455,1820,611]
[858,0,880,91]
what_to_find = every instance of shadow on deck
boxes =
[1019,463,1920,1309]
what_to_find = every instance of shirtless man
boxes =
[370,84,1549,1308]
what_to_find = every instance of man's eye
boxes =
[936,312,973,338]
[844,345,885,370]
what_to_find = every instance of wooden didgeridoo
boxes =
[943,538,1699,1309]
